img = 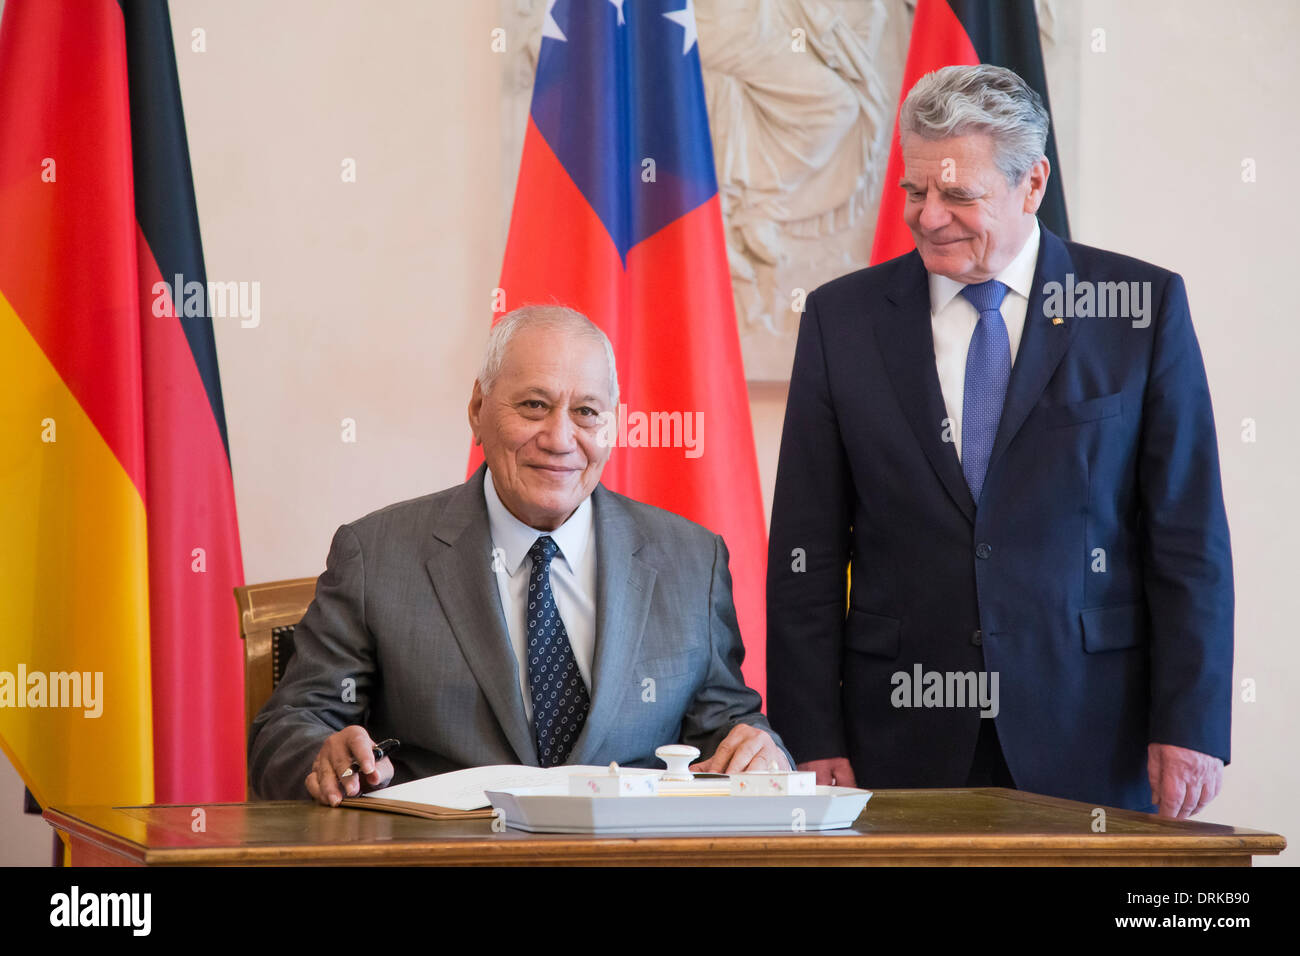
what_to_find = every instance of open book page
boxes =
[337,796,494,820]
[361,764,658,811]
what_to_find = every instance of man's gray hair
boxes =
[900,64,1049,186]
[478,304,619,409]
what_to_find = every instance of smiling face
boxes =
[900,131,1048,283]
[468,324,614,531]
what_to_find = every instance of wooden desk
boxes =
[45,788,1285,866]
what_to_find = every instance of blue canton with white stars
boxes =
[526,535,591,766]
[530,0,717,263]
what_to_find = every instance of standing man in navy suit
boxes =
[767,64,1233,816]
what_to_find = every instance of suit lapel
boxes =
[424,465,538,766]
[877,251,977,524]
[567,485,657,765]
[986,226,1082,474]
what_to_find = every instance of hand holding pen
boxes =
[305,727,400,807]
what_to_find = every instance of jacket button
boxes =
[971,629,983,646]
[975,542,993,559]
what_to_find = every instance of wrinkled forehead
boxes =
[497,327,613,403]
[901,132,1000,180]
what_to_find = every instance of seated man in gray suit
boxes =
[248,304,789,805]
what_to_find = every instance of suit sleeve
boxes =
[247,524,380,798]
[1138,272,1234,763]
[766,290,854,764]
[678,534,792,765]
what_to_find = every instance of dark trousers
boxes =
[965,717,1016,788]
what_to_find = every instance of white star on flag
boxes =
[663,0,698,55]
[542,0,566,43]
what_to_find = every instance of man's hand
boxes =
[1147,742,1223,818]
[798,757,857,788]
[305,726,394,807]
[691,724,790,773]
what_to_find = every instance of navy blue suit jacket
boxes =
[766,222,1233,810]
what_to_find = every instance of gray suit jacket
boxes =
[248,464,785,798]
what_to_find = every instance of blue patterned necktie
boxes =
[526,535,590,767]
[959,279,1011,503]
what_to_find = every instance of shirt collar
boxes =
[483,467,593,576]
[928,217,1041,316]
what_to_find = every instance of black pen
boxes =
[339,738,400,780]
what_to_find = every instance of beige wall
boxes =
[2,0,1295,865]
[1050,0,1299,861]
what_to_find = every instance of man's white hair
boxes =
[900,64,1050,186]
[478,304,619,409]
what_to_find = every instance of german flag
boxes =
[0,0,245,817]
[871,0,1070,264]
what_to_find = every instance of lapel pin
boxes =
[1051,316,1064,326]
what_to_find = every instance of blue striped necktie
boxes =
[526,535,590,767]
[959,279,1011,503]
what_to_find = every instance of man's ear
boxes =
[1023,155,1050,214]
[468,381,484,446]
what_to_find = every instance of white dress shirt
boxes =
[483,468,597,722]
[928,218,1041,461]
